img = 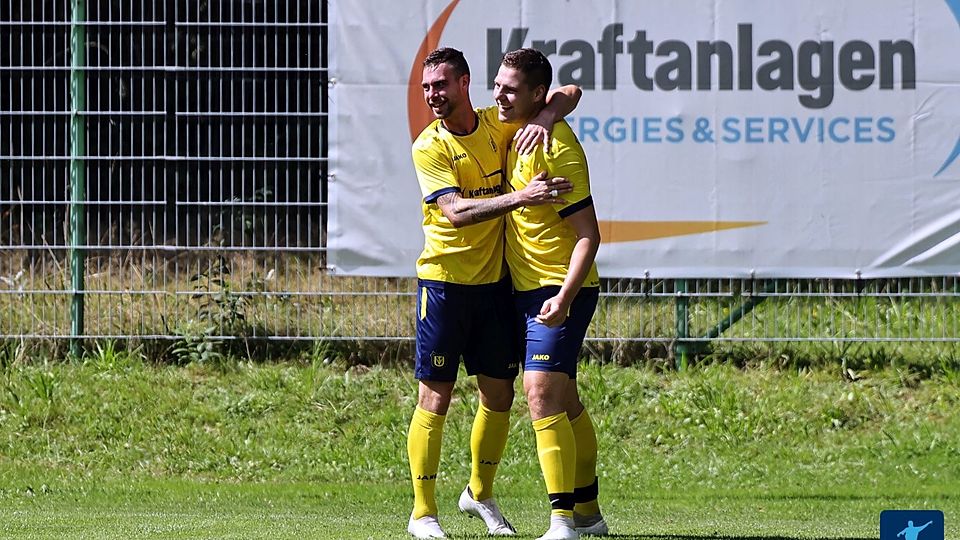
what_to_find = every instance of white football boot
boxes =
[537,515,580,540]
[407,514,446,539]
[573,512,609,536]
[458,486,516,535]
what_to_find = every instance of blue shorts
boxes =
[415,278,521,382]
[516,286,599,378]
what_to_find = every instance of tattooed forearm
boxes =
[434,176,566,227]
[460,197,518,224]
[436,191,520,227]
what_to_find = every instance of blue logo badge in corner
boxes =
[880,510,944,540]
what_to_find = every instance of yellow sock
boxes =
[408,406,445,519]
[570,409,601,516]
[532,412,576,518]
[469,403,510,501]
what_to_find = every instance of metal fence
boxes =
[2,1,960,362]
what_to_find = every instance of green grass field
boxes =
[1,352,957,539]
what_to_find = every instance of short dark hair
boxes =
[423,47,470,79]
[501,48,552,94]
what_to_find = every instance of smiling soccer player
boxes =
[494,48,606,540]
[407,47,581,539]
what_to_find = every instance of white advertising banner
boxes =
[329,0,960,278]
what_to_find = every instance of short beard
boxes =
[430,103,451,119]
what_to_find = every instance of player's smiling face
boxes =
[422,63,468,120]
[493,65,544,124]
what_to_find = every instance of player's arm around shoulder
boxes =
[435,171,572,228]
[514,84,582,155]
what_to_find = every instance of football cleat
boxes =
[408,514,447,539]
[458,486,516,535]
[573,512,609,536]
[537,515,580,540]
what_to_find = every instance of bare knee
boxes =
[418,380,454,415]
[477,375,515,412]
[524,372,568,419]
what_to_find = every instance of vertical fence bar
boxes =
[320,0,329,269]
[674,279,689,370]
[69,0,88,355]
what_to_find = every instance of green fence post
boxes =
[69,0,87,357]
[701,279,777,341]
[674,279,689,370]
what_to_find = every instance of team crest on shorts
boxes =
[431,353,446,368]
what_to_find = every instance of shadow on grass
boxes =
[650,492,958,502]
[600,536,874,540]
[453,535,873,540]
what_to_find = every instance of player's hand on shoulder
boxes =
[518,171,571,206]
[513,117,552,155]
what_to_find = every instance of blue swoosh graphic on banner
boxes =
[946,0,960,25]
[937,139,960,177]
[935,0,960,176]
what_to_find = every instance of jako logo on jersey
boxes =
[532,354,551,361]
[453,152,468,161]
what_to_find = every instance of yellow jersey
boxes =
[412,106,513,285]
[505,120,600,292]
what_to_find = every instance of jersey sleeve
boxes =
[412,137,460,203]
[545,135,592,218]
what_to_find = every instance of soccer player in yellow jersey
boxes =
[407,47,582,539]
[495,49,606,540]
